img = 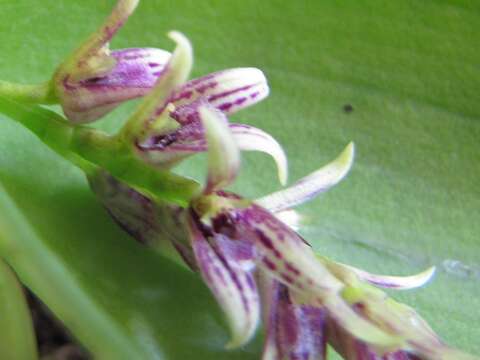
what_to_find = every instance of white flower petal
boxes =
[257,142,354,212]
[230,124,287,185]
[350,266,436,290]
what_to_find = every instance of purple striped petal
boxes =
[257,142,354,213]
[187,215,260,348]
[60,48,170,123]
[230,124,288,185]
[88,169,162,246]
[229,204,343,294]
[87,170,198,269]
[200,106,240,193]
[168,67,269,123]
[259,272,327,360]
[213,202,401,348]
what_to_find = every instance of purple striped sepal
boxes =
[87,169,198,269]
[187,213,260,348]
[259,271,327,360]
[167,67,270,121]
[56,48,170,123]
[52,0,174,123]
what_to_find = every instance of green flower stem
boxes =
[72,127,200,206]
[0,183,146,360]
[0,258,37,360]
[0,96,200,206]
[0,81,55,104]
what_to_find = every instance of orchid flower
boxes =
[0,0,172,123]
[117,32,287,184]
[86,104,476,359]
[52,0,174,123]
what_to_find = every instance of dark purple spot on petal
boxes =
[255,230,283,259]
[208,84,255,102]
[213,266,227,286]
[234,97,247,106]
[285,262,301,276]
[212,213,237,238]
[195,81,218,94]
[281,273,295,285]
[263,257,277,271]
[246,275,256,291]
[218,102,233,111]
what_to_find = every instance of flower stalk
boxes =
[0,81,54,104]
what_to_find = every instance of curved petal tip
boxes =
[230,124,287,185]
[166,31,193,79]
[353,266,436,290]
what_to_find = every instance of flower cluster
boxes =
[1,1,477,359]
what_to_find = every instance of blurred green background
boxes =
[0,1,478,359]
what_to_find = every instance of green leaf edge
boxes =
[0,258,37,360]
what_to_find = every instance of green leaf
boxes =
[0,259,37,360]
[0,0,478,358]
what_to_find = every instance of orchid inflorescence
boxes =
[0,1,476,359]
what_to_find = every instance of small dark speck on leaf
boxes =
[343,104,354,114]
